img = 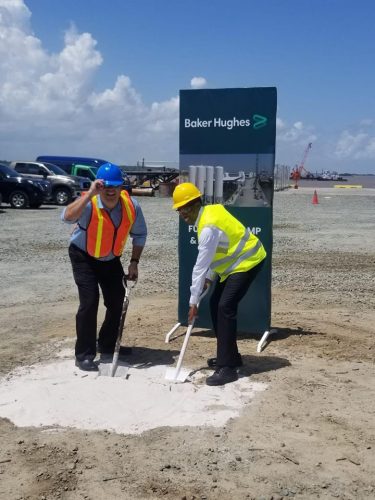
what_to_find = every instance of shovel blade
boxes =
[98,362,130,378]
[165,366,191,383]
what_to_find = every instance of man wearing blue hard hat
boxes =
[62,162,147,371]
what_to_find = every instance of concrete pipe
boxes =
[189,165,197,185]
[196,166,206,196]
[205,166,214,204]
[214,166,224,203]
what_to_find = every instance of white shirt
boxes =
[189,213,229,305]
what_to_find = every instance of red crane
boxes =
[290,142,313,188]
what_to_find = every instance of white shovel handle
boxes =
[170,287,210,380]
[164,287,210,344]
[172,319,195,381]
[110,352,119,377]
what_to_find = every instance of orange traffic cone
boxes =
[312,190,319,205]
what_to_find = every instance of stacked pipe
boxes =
[188,165,224,205]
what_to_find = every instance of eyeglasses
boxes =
[177,204,194,215]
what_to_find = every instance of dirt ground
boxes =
[0,188,374,500]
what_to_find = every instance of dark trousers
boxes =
[210,262,264,367]
[69,244,125,361]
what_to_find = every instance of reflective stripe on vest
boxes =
[210,227,251,270]
[197,205,266,281]
[87,191,135,258]
[221,239,263,275]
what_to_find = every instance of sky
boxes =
[0,0,374,174]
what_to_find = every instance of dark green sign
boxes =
[178,207,272,333]
[180,87,276,155]
[178,87,277,335]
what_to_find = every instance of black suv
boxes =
[0,163,51,208]
[10,161,91,205]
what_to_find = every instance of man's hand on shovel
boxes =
[188,279,212,324]
[165,284,211,382]
[188,304,198,324]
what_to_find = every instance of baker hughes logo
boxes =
[184,114,268,130]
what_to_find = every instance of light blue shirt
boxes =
[61,194,147,261]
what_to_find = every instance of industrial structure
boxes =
[290,142,313,188]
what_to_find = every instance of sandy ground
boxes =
[0,187,374,500]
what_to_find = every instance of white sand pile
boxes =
[0,354,267,435]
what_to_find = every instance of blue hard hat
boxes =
[96,162,123,186]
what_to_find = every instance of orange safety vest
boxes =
[86,190,136,258]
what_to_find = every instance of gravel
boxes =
[1,188,374,310]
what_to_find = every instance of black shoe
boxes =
[75,359,98,372]
[98,346,133,356]
[207,355,243,368]
[206,366,238,386]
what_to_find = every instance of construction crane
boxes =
[290,142,313,188]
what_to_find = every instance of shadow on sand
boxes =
[99,346,180,369]
[260,326,321,341]
[191,325,320,346]
[238,354,290,378]
[189,354,290,380]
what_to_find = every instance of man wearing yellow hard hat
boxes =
[173,182,267,386]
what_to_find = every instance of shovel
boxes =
[165,288,209,383]
[98,275,136,378]
[111,276,137,377]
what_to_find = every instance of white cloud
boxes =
[334,131,367,159]
[275,118,318,170]
[190,77,207,89]
[335,129,375,160]
[88,75,142,112]
[0,0,30,28]
[359,118,373,127]
[276,119,317,144]
[0,0,180,162]
[276,117,286,130]
[1,1,372,173]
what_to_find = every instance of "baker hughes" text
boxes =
[184,117,251,130]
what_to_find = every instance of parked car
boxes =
[35,156,107,175]
[35,156,132,191]
[69,164,98,181]
[0,163,51,208]
[9,161,91,205]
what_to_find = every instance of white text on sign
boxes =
[188,225,262,245]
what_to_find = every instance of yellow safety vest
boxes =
[197,205,266,282]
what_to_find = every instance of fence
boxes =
[274,164,290,191]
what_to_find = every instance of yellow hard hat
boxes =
[172,182,202,209]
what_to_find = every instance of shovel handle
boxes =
[110,274,135,376]
[172,320,195,381]
[187,286,210,325]
[110,352,119,377]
